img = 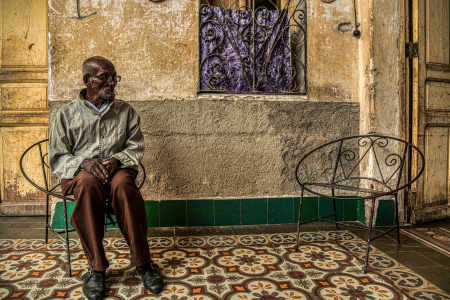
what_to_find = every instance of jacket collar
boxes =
[78,88,114,116]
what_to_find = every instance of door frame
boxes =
[402,0,417,224]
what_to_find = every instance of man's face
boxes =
[87,61,117,102]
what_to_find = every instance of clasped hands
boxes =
[80,158,120,184]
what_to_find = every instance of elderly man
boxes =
[49,56,163,300]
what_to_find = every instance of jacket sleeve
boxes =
[111,107,144,168]
[48,110,86,179]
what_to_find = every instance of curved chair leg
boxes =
[104,205,108,233]
[173,226,177,249]
[394,193,400,244]
[63,199,72,277]
[295,188,304,250]
[364,197,376,273]
[45,194,50,244]
[332,189,339,230]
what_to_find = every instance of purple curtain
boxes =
[200,5,293,93]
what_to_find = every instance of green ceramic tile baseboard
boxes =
[51,201,76,230]
[269,198,294,224]
[318,197,334,222]
[294,197,318,222]
[51,201,157,229]
[146,201,159,227]
[187,200,214,226]
[51,196,383,229]
[215,199,241,226]
[356,199,396,226]
[160,200,186,227]
[358,199,366,224]
[242,198,268,225]
[343,198,358,221]
[375,199,396,226]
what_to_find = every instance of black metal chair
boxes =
[19,138,146,276]
[294,134,425,273]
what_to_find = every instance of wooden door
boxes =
[410,0,450,223]
[0,0,48,215]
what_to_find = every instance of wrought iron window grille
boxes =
[199,0,307,94]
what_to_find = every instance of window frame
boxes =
[198,0,307,95]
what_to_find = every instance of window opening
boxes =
[254,0,278,10]
[199,0,306,94]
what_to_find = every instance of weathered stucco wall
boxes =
[358,0,404,136]
[50,100,359,200]
[48,0,403,204]
[372,0,404,136]
[357,0,405,223]
[49,0,360,102]
[307,0,359,102]
[48,0,363,201]
[49,0,198,101]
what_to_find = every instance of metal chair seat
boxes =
[295,134,425,273]
[20,139,146,276]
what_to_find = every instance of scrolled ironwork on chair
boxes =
[19,139,146,276]
[294,134,425,273]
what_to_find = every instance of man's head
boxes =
[82,56,119,103]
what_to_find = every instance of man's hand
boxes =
[80,159,110,184]
[102,158,121,177]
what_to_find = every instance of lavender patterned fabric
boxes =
[200,5,293,93]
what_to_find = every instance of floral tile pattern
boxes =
[0,231,449,299]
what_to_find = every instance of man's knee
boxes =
[110,169,137,192]
[75,171,103,193]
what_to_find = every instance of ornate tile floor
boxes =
[0,231,449,299]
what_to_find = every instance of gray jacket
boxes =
[49,91,144,179]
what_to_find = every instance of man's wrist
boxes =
[80,159,88,170]
[111,157,121,167]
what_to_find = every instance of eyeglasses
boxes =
[91,74,122,83]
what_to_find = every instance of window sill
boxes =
[197,93,308,102]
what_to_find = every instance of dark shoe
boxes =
[82,270,105,300]
[136,262,164,294]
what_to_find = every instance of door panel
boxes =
[0,127,48,201]
[411,0,450,223]
[423,128,449,206]
[1,83,48,110]
[426,0,449,64]
[0,0,48,215]
[1,0,48,67]
[426,66,450,82]
[426,82,450,110]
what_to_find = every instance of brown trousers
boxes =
[61,168,151,272]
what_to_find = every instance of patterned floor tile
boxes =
[0,231,449,299]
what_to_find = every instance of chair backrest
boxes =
[295,134,425,199]
[20,139,147,199]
